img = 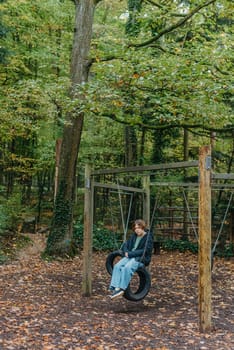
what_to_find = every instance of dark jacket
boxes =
[122,230,153,266]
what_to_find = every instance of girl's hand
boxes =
[125,252,129,258]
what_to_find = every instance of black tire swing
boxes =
[106,250,151,302]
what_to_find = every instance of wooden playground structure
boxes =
[82,145,234,332]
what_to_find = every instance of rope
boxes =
[212,191,233,254]
[125,192,133,240]
[149,194,160,231]
[117,179,126,240]
[108,191,120,250]
[117,179,133,242]
[182,189,198,240]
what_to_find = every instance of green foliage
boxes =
[216,243,234,258]
[158,238,233,257]
[0,193,22,235]
[73,222,121,251]
[0,0,9,63]
[0,191,31,264]
[1,0,233,175]
[89,0,233,166]
[0,250,8,264]
[160,238,198,254]
[125,0,143,37]
[0,0,74,185]
[0,0,233,258]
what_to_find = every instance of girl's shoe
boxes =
[110,289,124,299]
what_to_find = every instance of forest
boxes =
[0,0,233,257]
[0,1,234,349]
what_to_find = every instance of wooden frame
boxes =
[83,148,233,332]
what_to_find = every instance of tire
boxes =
[123,267,151,302]
[105,250,123,276]
[105,250,151,302]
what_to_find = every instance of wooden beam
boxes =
[93,181,145,193]
[82,164,93,296]
[212,173,234,180]
[150,181,234,188]
[198,145,212,332]
[150,181,198,187]
[91,160,199,176]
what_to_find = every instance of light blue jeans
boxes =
[110,257,144,291]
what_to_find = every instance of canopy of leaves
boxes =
[86,0,233,134]
[0,0,233,181]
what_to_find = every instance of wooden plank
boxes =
[150,182,198,187]
[198,145,212,332]
[151,182,234,188]
[82,164,93,296]
[91,160,199,176]
[212,173,234,180]
[212,184,234,188]
[93,181,145,193]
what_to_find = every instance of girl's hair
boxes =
[133,219,146,230]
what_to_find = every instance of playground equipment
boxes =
[82,145,234,332]
[105,249,151,301]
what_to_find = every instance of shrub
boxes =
[216,243,234,258]
[73,222,122,251]
[158,238,233,257]
[159,238,198,254]
[0,194,22,235]
[0,250,8,264]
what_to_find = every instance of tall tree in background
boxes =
[0,0,8,63]
[45,0,101,257]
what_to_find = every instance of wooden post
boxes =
[143,175,150,227]
[82,164,93,296]
[198,145,212,332]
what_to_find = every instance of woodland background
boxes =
[0,1,233,349]
[0,0,233,260]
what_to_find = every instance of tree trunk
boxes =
[45,0,99,257]
[124,126,138,167]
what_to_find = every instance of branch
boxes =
[130,0,217,48]
[102,113,234,134]
[214,64,230,76]
[144,0,163,9]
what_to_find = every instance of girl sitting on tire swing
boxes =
[109,219,153,299]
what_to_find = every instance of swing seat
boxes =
[106,250,151,302]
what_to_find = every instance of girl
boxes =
[109,219,153,299]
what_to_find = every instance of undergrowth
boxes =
[73,222,233,258]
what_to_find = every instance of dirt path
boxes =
[0,236,233,349]
[16,233,47,261]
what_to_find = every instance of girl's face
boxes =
[134,224,145,236]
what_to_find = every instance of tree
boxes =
[45,0,101,257]
[0,0,74,216]
[0,0,8,64]
[88,0,233,165]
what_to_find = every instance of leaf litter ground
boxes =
[0,234,233,350]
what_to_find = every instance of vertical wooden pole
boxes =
[143,175,150,227]
[82,164,93,296]
[198,145,212,332]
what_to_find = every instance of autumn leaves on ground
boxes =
[0,234,233,350]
